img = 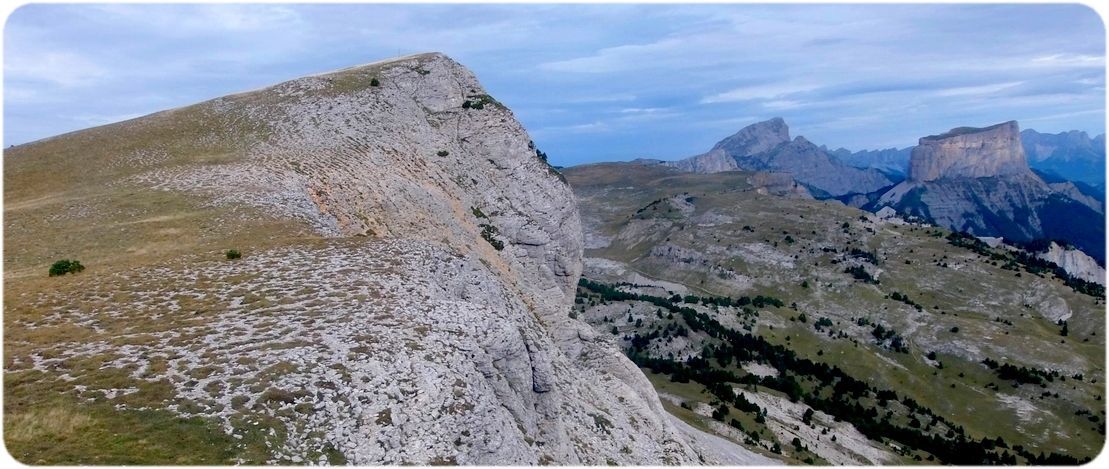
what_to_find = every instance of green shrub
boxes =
[48,259,85,277]
[370,77,380,87]
[437,150,449,157]
[225,249,242,260]
[461,94,497,110]
[844,265,878,284]
[479,224,504,251]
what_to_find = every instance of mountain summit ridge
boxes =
[5,52,767,464]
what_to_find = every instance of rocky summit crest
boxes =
[710,116,791,156]
[4,52,754,465]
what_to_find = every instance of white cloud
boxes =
[532,121,611,136]
[701,82,820,104]
[933,81,1023,97]
[563,93,638,104]
[762,99,808,110]
[2,4,1104,160]
[1030,53,1104,68]
[92,4,303,34]
[4,51,107,87]
[537,37,685,74]
[619,107,666,114]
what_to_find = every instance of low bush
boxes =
[479,224,504,250]
[48,259,85,277]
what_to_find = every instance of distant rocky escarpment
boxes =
[664,118,893,197]
[828,146,912,178]
[876,121,1104,263]
[1022,129,1106,187]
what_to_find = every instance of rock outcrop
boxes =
[5,53,747,464]
[664,118,893,197]
[1037,242,1106,286]
[666,148,740,173]
[908,121,1030,182]
[746,171,813,198]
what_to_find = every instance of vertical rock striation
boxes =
[908,121,1030,182]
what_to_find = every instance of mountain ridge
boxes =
[663,118,894,197]
[5,53,766,464]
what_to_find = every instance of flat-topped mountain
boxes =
[909,121,1030,182]
[664,118,893,197]
[834,127,1105,189]
[875,120,1104,263]
[4,53,762,464]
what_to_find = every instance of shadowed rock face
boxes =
[909,121,1030,182]
[1021,128,1106,186]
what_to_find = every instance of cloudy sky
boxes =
[4,3,1105,166]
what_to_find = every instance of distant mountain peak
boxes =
[909,120,1030,182]
[663,117,892,197]
[710,117,791,156]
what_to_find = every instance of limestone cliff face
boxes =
[1037,242,1106,286]
[7,53,729,464]
[909,121,1030,182]
[665,118,892,197]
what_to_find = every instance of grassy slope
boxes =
[565,163,1106,460]
[1,57,418,463]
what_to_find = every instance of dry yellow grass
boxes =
[4,406,93,443]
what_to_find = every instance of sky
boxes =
[4,3,1106,167]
